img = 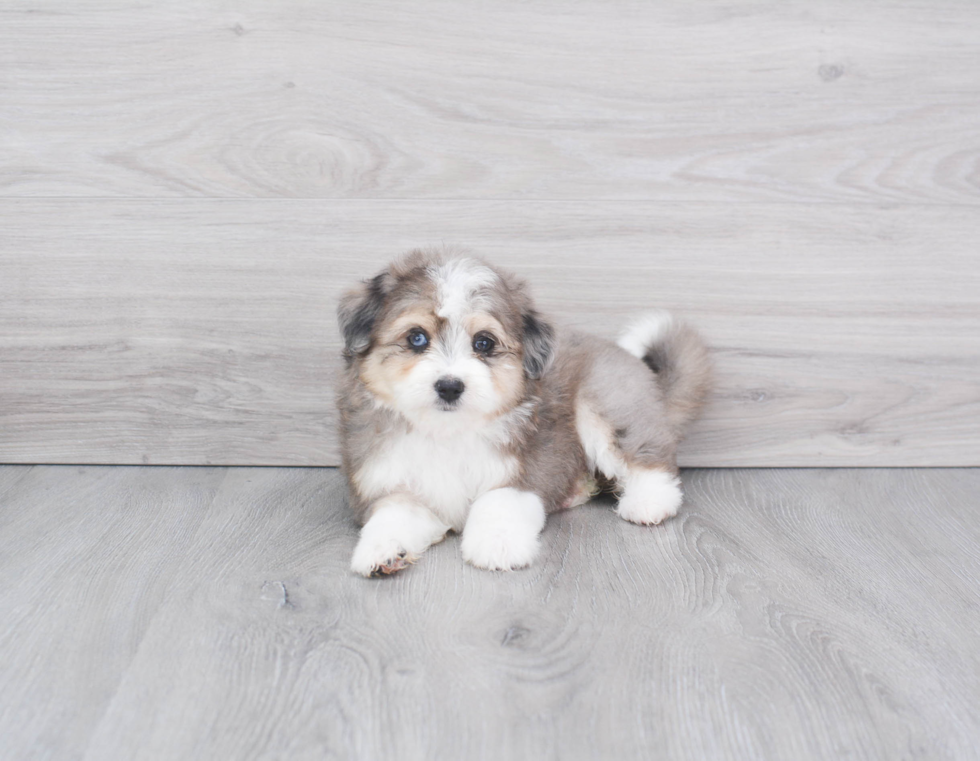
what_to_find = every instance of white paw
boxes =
[350,499,449,578]
[351,534,415,577]
[616,469,683,526]
[461,488,546,571]
[462,526,540,571]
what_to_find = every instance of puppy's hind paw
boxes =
[616,469,683,526]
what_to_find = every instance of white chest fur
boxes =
[354,427,519,531]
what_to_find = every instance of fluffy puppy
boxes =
[337,248,711,577]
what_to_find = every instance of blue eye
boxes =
[473,333,495,354]
[408,330,429,351]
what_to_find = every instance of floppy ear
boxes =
[337,272,391,356]
[521,310,556,379]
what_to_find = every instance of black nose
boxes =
[435,377,465,403]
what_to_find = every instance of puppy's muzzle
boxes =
[434,377,465,404]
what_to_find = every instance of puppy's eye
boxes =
[407,329,429,352]
[473,332,496,354]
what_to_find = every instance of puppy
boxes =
[337,248,711,577]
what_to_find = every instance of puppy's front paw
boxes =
[350,536,415,578]
[350,499,450,578]
[616,469,683,526]
[461,525,540,571]
[461,488,546,571]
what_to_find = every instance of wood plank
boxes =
[0,465,229,760]
[1,466,978,759]
[1,1,978,203]
[2,198,978,466]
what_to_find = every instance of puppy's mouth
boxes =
[435,399,461,412]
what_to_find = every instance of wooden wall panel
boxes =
[1,1,978,465]
[0,2,978,204]
[2,200,977,466]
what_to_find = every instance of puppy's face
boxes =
[339,252,554,433]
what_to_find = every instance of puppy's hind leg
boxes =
[351,494,450,578]
[576,400,683,526]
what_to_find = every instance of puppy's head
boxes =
[338,249,554,432]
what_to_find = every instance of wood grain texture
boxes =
[0,465,978,760]
[0,465,230,759]
[0,1,979,203]
[2,1,979,466]
[2,199,978,467]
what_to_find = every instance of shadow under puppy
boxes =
[337,248,711,577]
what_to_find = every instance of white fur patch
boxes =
[431,258,497,319]
[460,488,546,571]
[350,497,450,577]
[575,400,628,481]
[617,310,674,359]
[355,424,520,531]
[616,469,683,526]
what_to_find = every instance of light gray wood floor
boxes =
[1,466,978,760]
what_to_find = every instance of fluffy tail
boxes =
[617,311,712,436]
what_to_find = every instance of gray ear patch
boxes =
[522,311,556,379]
[338,273,389,356]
